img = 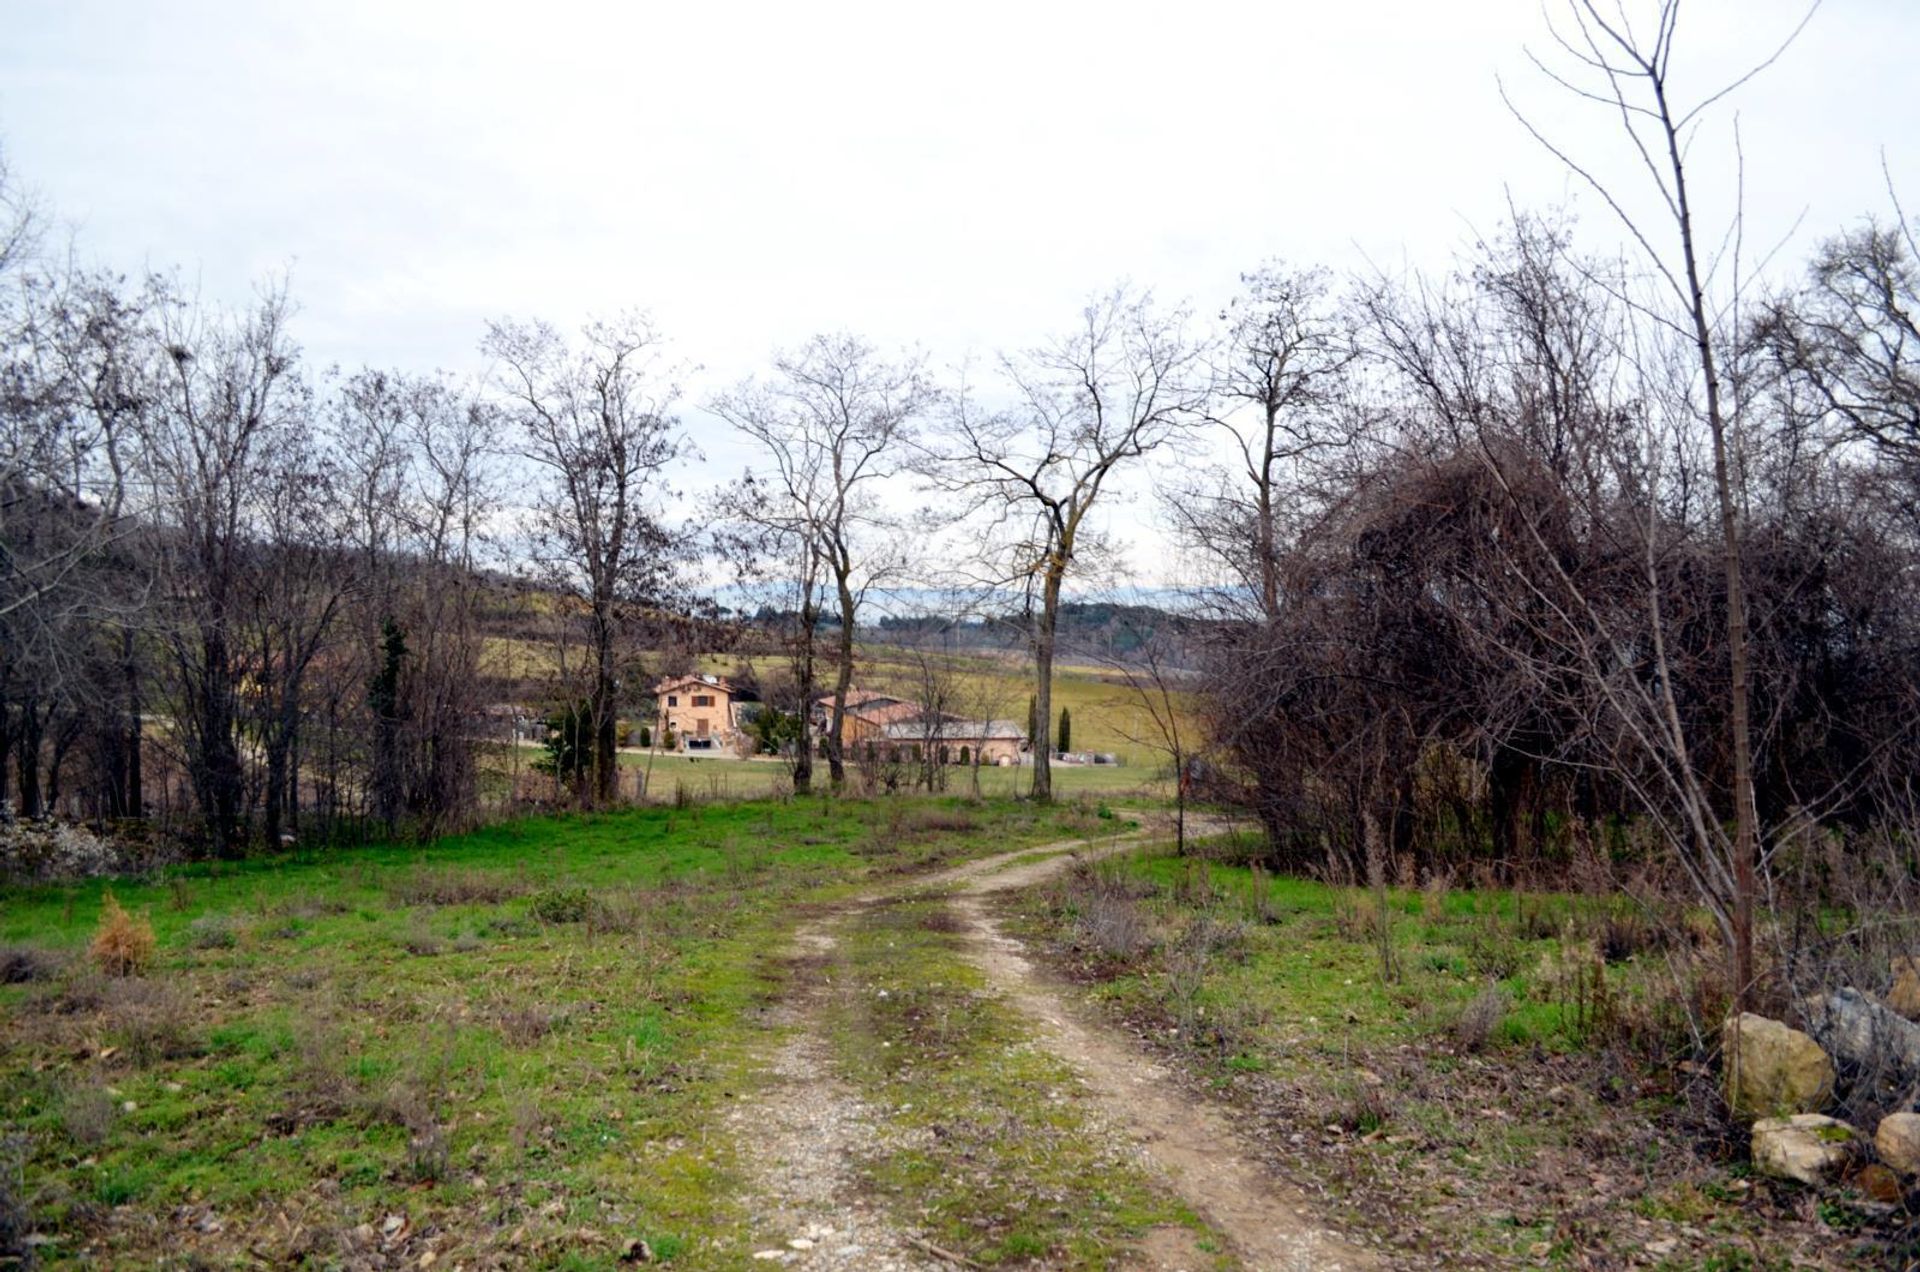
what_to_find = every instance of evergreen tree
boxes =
[1057,706,1072,754]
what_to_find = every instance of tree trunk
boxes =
[829,566,857,791]
[1030,566,1063,803]
[592,596,618,807]
[1657,78,1757,1007]
[122,628,143,819]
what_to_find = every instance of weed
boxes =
[1421,869,1453,922]
[89,892,155,977]
[0,1131,29,1266]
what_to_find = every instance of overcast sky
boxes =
[2,0,1914,584]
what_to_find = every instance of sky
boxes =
[2,0,1914,585]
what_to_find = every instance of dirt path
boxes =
[728,907,932,1269]
[947,834,1385,1271]
[732,822,1381,1271]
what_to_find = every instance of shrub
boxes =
[530,887,591,924]
[388,867,527,908]
[495,1001,568,1047]
[89,893,154,977]
[0,943,61,984]
[57,1083,115,1147]
[399,917,442,957]
[1454,985,1511,1052]
[186,913,238,950]
[104,978,201,1063]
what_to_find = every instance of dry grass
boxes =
[89,892,154,977]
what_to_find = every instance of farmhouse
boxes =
[873,716,1028,766]
[652,673,752,753]
[809,688,922,742]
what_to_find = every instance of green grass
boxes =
[0,796,1117,1269]
[1002,835,1876,1268]
[613,750,1172,799]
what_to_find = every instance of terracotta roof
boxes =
[652,673,733,695]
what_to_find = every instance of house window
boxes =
[667,695,678,706]
[691,694,714,707]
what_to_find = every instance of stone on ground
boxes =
[1723,1012,1834,1119]
[1751,1113,1859,1186]
[1875,1111,1920,1176]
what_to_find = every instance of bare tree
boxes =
[138,280,308,854]
[921,286,1204,801]
[710,333,930,792]
[1173,264,1355,620]
[484,314,684,807]
[1509,0,1822,1006]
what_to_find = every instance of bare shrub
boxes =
[88,893,154,977]
[103,979,201,1064]
[1454,985,1511,1052]
[1166,941,1211,1032]
[0,944,62,984]
[398,916,442,957]
[387,867,527,908]
[1420,870,1452,923]
[1246,862,1281,925]
[494,1001,568,1047]
[0,1131,31,1266]
[185,913,238,950]
[56,1083,115,1147]
[290,1017,359,1120]
[586,890,647,936]
[1080,890,1151,961]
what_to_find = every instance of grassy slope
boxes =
[1007,838,1894,1270]
[0,797,1117,1270]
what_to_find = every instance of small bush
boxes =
[495,1001,568,1047]
[104,978,202,1064]
[529,887,591,924]
[57,1083,115,1147]
[0,943,62,984]
[0,1131,32,1266]
[1420,870,1452,922]
[89,893,155,977]
[1080,890,1151,960]
[399,917,442,957]
[186,913,238,950]
[1466,928,1523,980]
[586,890,647,936]
[388,867,527,908]
[1454,985,1511,1052]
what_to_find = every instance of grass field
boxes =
[612,752,1173,801]
[0,797,1126,1269]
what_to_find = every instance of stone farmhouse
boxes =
[652,674,755,753]
[813,688,1028,766]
